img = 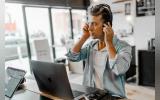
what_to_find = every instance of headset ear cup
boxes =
[89,4,113,26]
[102,4,113,26]
[109,12,113,26]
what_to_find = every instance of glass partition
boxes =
[5,3,30,75]
[25,7,53,62]
[51,9,72,59]
[5,4,87,76]
[71,10,87,40]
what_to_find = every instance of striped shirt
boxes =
[66,35,132,98]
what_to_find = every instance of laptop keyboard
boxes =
[72,90,85,97]
[86,90,123,100]
[86,90,107,100]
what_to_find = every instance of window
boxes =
[51,9,71,58]
[5,3,30,75]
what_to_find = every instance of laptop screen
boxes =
[31,60,74,100]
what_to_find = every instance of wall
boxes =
[6,0,90,9]
[134,16,155,49]
[156,0,160,99]
[111,1,155,65]
[6,0,67,6]
[134,16,155,65]
[0,0,5,99]
[111,0,136,45]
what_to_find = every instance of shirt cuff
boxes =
[70,49,80,55]
[109,54,118,69]
[66,49,79,57]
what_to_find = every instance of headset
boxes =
[98,4,113,26]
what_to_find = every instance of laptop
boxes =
[5,67,26,98]
[31,60,85,100]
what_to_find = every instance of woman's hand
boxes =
[82,23,90,39]
[103,22,116,59]
[103,22,114,44]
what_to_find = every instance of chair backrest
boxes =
[131,46,136,66]
[33,39,52,62]
[126,46,136,80]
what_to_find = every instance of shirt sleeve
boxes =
[66,45,89,62]
[109,45,132,75]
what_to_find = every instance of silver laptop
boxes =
[31,60,84,100]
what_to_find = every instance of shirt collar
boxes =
[93,42,107,52]
[93,35,118,51]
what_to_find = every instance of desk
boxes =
[5,79,127,100]
[5,90,51,100]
